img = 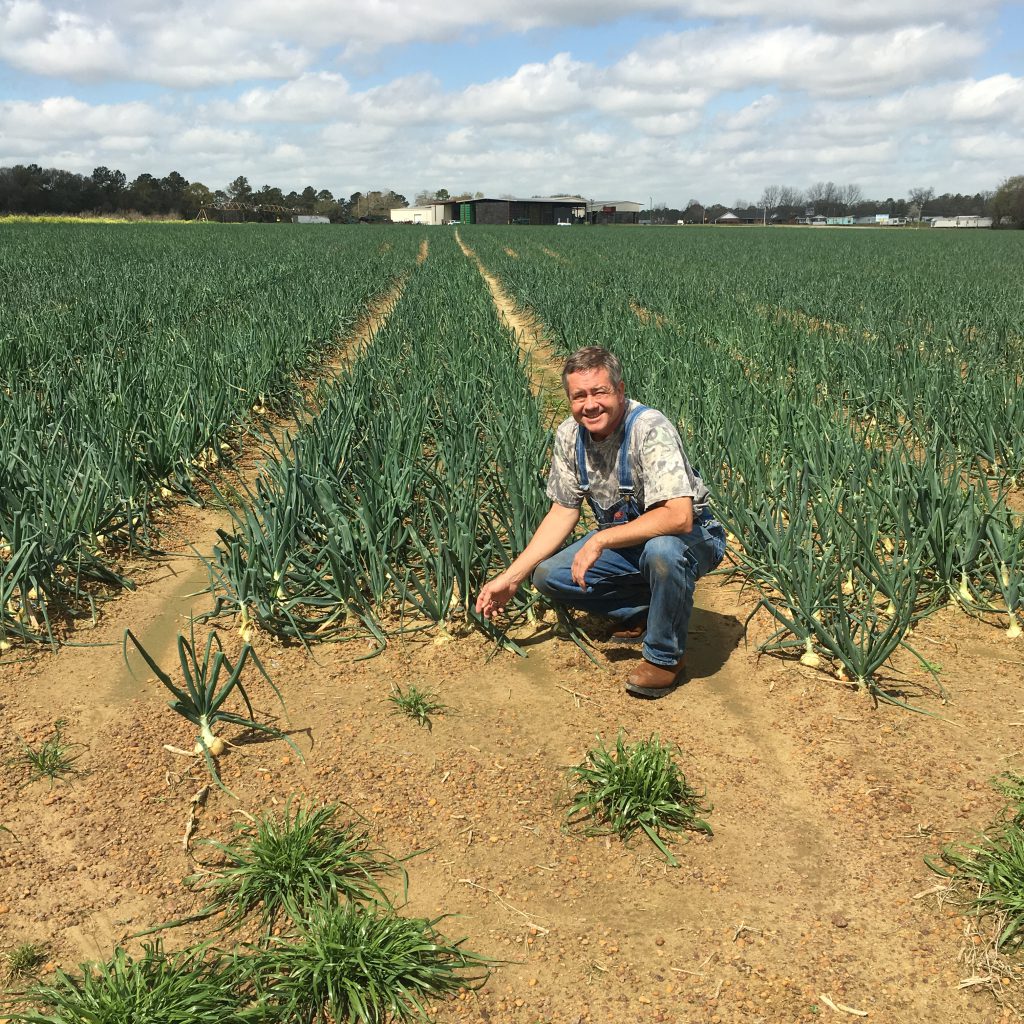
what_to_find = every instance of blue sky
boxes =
[1,1,1021,206]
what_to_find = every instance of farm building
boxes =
[931,215,993,228]
[586,200,642,225]
[429,196,587,226]
[390,206,443,225]
[293,215,330,224]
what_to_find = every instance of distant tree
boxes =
[161,171,189,214]
[181,181,214,218]
[227,175,253,204]
[991,175,1024,227]
[128,173,162,215]
[255,184,286,206]
[299,185,318,210]
[840,183,863,211]
[759,185,783,222]
[90,166,127,212]
[908,186,934,222]
[434,188,450,201]
[680,202,705,223]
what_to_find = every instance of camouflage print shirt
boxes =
[546,400,710,517]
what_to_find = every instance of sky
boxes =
[0,1,1022,207]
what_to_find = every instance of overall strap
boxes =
[616,405,650,496]
[575,423,591,494]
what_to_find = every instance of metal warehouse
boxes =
[446,196,587,225]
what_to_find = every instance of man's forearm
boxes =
[502,505,580,584]
[592,499,694,552]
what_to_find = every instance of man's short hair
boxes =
[561,346,623,392]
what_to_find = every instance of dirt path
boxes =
[456,230,563,400]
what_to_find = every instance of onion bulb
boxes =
[799,638,820,668]
[195,735,226,756]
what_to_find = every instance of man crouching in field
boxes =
[475,346,726,699]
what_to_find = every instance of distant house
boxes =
[931,215,993,229]
[293,215,330,224]
[715,211,739,224]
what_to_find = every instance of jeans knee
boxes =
[641,535,685,579]
[532,560,554,596]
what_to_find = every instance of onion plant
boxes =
[123,626,301,787]
[0,223,421,651]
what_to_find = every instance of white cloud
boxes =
[0,1,128,78]
[614,24,983,97]
[451,53,589,123]
[0,96,167,141]
[213,73,351,123]
[0,0,309,85]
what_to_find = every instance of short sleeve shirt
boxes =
[546,400,710,516]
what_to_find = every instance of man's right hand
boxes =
[475,574,519,619]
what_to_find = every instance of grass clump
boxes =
[565,731,712,867]
[3,943,47,983]
[9,721,83,785]
[180,800,404,932]
[2,942,257,1024]
[253,901,490,1023]
[928,774,1024,952]
[387,684,447,730]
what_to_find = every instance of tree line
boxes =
[648,178,1023,227]
[2,164,1022,228]
[0,165,409,221]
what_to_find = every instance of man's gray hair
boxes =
[561,346,624,393]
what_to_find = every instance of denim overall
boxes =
[533,406,727,667]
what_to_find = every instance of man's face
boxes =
[565,367,627,441]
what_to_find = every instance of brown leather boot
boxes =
[609,619,646,643]
[624,657,687,699]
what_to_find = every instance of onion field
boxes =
[0,224,420,649]
[2,223,1023,700]
[2,221,1024,1023]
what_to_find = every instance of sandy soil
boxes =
[2,245,1023,1024]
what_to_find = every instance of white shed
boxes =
[390,206,444,225]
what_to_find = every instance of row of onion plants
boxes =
[465,226,1024,701]
[0,223,421,652]
[205,230,550,651]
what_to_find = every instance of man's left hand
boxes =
[571,534,605,590]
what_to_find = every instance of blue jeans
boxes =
[532,521,727,667]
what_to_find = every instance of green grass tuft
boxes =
[564,731,712,867]
[3,943,48,984]
[181,800,404,932]
[2,942,257,1024]
[9,721,84,785]
[252,900,491,1023]
[387,684,447,730]
[929,774,1024,950]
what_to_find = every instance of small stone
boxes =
[831,913,849,928]
[655,936,665,946]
